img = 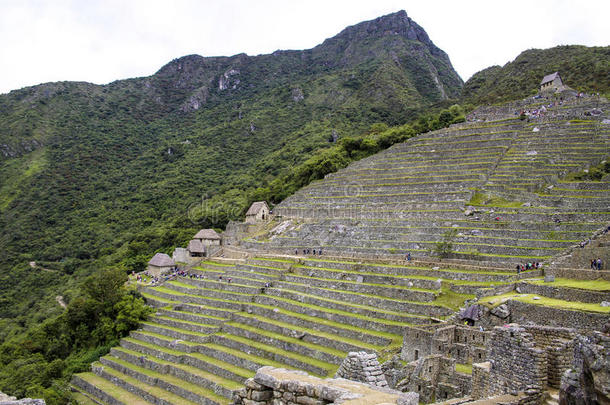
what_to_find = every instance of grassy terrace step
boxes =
[72,372,154,405]
[99,355,229,405]
[120,336,253,382]
[70,390,102,405]
[91,360,204,405]
[271,279,450,316]
[164,280,255,302]
[155,308,227,325]
[151,315,220,333]
[231,311,388,353]
[110,346,240,397]
[142,286,244,310]
[252,294,412,335]
[264,286,437,322]
[127,329,325,378]
[478,292,610,314]
[177,276,262,294]
[140,321,212,343]
[222,321,346,365]
[295,262,515,284]
[239,303,398,346]
[214,333,337,376]
[282,273,437,301]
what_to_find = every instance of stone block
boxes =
[251,390,273,401]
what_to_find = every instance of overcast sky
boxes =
[0,0,608,94]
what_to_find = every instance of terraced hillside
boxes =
[71,255,543,404]
[70,98,609,405]
[247,96,610,264]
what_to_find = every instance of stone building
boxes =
[147,253,175,277]
[540,72,564,93]
[193,229,221,246]
[401,324,490,365]
[245,201,270,223]
[187,239,205,258]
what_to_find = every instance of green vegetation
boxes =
[455,363,473,375]
[0,268,151,404]
[468,191,523,208]
[433,229,458,259]
[564,160,610,181]
[478,292,610,314]
[528,277,610,292]
[462,45,610,105]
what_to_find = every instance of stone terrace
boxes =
[255,97,610,265]
[71,253,539,405]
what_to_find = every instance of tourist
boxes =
[597,258,603,270]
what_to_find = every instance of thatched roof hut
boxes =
[245,201,270,223]
[188,239,205,257]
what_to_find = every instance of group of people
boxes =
[218,275,233,283]
[296,248,323,255]
[516,262,541,273]
[590,258,604,270]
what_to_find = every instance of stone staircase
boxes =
[71,254,534,404]
[252,98,609,265]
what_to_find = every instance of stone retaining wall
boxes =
[231,367,418,405]
[506,300,608,331]
[515,282,610,304]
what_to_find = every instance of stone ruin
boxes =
[232,366,417,405]
[391,322,609,405]
[334,351,388,387]
[560,330,609,405]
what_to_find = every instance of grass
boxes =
[433,287,475,312]
[528,277,610,292]
[215,333,337,376]
[225,320,347,358]
[112,346,243,390]
[455,363,473,375]
[478,292,610,314]
[236,309,399,350]
[73,372,152,405]
[101,355,230,403]
[122,337,254,379]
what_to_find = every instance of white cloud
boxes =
[0,0,608,94]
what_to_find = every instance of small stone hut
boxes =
[147,253,175,277]
[540,72,564,93]
[245,201,270,224]
[194,229,221,246]
[187,239,205,257]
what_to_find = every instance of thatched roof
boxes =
[188,239,205,254]
[148,253,175,267]
[246,201,269,216]
[540,72,560,85]
[194,228,221,240]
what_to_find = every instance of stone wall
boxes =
[231,366,418,405]
[506,300,608,331]
[515,282,610,304]
[483,325,547,400]
[401,324,490,365]
[334,352,388,387]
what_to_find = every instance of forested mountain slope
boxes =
[0,10,462,335]
[461,45,610,105]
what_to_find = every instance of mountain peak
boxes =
[319,10,443,57]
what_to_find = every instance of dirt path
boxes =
[55,296,67,309]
